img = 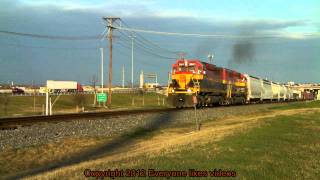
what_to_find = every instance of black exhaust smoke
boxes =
[229,31,257,66]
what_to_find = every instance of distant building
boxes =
[139,70,158,89]
[144,83,160,89]
[287,81,295,86]
[291,83,320,100]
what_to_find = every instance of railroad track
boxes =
[0,101,296,130]
[0,108,178,130]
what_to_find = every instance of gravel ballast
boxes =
[0,104,281,150]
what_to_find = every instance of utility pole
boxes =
[122,65,125,88]
[103,17,120,108]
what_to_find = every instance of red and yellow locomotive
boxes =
[168,59,247,108]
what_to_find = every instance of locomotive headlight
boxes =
[187,88,192,93]
[171,89,175,93]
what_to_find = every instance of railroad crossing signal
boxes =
[97,93,107,102]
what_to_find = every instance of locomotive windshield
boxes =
[175,65,195,73]
[172,60,204,74]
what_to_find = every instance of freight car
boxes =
[301,91,315,100]
[244,75,295,102]
[168,59,298,108]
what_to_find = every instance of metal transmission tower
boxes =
[103,17,120,108]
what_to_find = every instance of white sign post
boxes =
[45,90,49,116]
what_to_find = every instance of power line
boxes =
[115,29,178,59]
[0,30,103,40]
[113,25,320,39]
[116,39,177,60]
[136,33,179,54]
[117,30,172,56]
[115,39,176,60]
[114,49,131,59]
[114,39,132,49]
[0,42,102,50]
[118,20,180,54]
[116,30,166,54]
[113,44,169,68]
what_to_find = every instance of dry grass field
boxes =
[0,93,168,118]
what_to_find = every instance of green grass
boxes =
[269,100,320,110]
[121,110,320,179]
[1,100,320,179]
[0,93,169,118]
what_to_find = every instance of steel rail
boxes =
[0,108,178,130]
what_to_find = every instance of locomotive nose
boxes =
[177,75,186,89]
[176,74,192,90]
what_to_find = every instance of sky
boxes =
[0,0,319,85]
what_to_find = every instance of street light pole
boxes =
[131,34,135,89]
[122,65,125,88]
[100,47,104,93]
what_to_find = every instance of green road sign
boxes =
[97,93,107,102]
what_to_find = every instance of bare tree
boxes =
[90,75,98,92]
[89,75,98,106]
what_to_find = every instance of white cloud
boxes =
[19,0,155,11]
[9,0,320,37]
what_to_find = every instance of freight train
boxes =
[167,59,313,108]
